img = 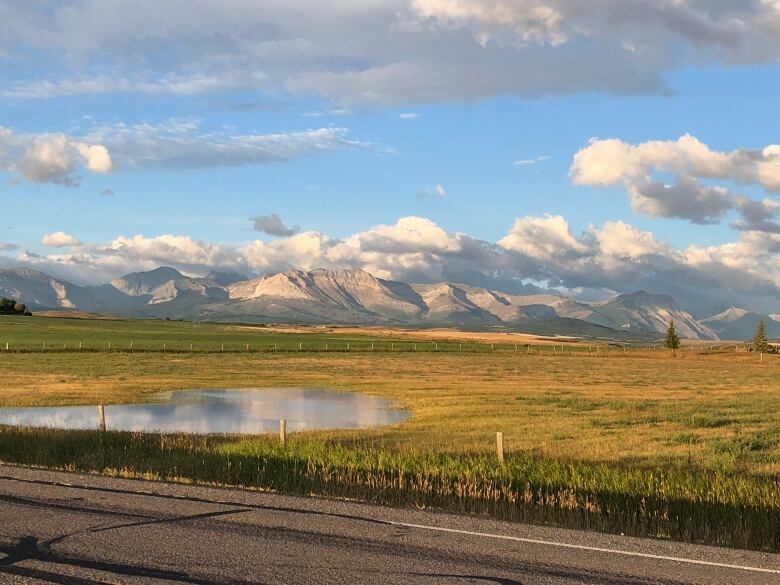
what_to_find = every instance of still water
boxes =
[0,388,409,434]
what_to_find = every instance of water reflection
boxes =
[0,388,409,434]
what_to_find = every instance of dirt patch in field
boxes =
[33,311,120,320]
[234,324,580,345]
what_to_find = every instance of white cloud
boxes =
[571,134,780,228]
[333,216,461,257]
[590,220,666,259]
[0,128,113,186]
[5,213,780,313]
[399,112,419,119]
[0,121,366,184]
[83,120,366,171]
[301,108,353,118]
[513,155,549,166]
[412,0,567,46]
[5,2,780,104]
[76,143,113,174]
[499,214,589,259]
[418,184,448,199]
[239,232,334,273]
[108,234,234,269]
[41,232,81,247]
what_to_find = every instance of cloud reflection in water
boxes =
[0,388,409,434]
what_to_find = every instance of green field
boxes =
[0,316,778,551]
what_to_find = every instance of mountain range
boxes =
[700,306,780,340]
[1,266,777,340]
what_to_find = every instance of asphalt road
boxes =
[0,465,777,584]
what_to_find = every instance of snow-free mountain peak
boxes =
[111,267,186,297]
[701,306,749,323]
[0,265,762,339]
[701,307,780,340]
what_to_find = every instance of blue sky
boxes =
[1,1,779,315]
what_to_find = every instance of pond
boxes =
[0,388,409,434]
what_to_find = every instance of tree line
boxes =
[0,297,32,316]
[664,319,775,354]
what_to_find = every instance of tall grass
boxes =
[1,426,777,552]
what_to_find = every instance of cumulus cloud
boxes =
[238,232,334,273]
[399,112,419,119]
[571,134,780,228]
[9,214,779,314]
[251,214,300,237]
[411,0,568,46]
[0,242,18,252]
[733,197,780,233]
[0,127,112,186]
[41,232,81,247]
[627,177,733,225]
[590,220,667,259]
[5,2,780,104]
[108,234,233,269]
[499,214,588,259]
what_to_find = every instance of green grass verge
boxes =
[1,426,777,552]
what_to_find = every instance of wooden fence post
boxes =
[279,419,287,445]
[496,432,504,464]
[98,405,106,432]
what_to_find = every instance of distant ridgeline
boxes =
[0,297,32,316]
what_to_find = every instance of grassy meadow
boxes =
[0,315,778,550]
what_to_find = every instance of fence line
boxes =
[0,341,757,355]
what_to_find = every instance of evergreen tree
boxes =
[752,319,770,354]
[665,320,680,354]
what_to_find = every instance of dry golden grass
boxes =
[250,324,578,344]
[0,350,777,473]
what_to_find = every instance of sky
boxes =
[1,1,780,316]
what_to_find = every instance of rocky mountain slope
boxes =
[701,306,780,340]
[0,266,734,339]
